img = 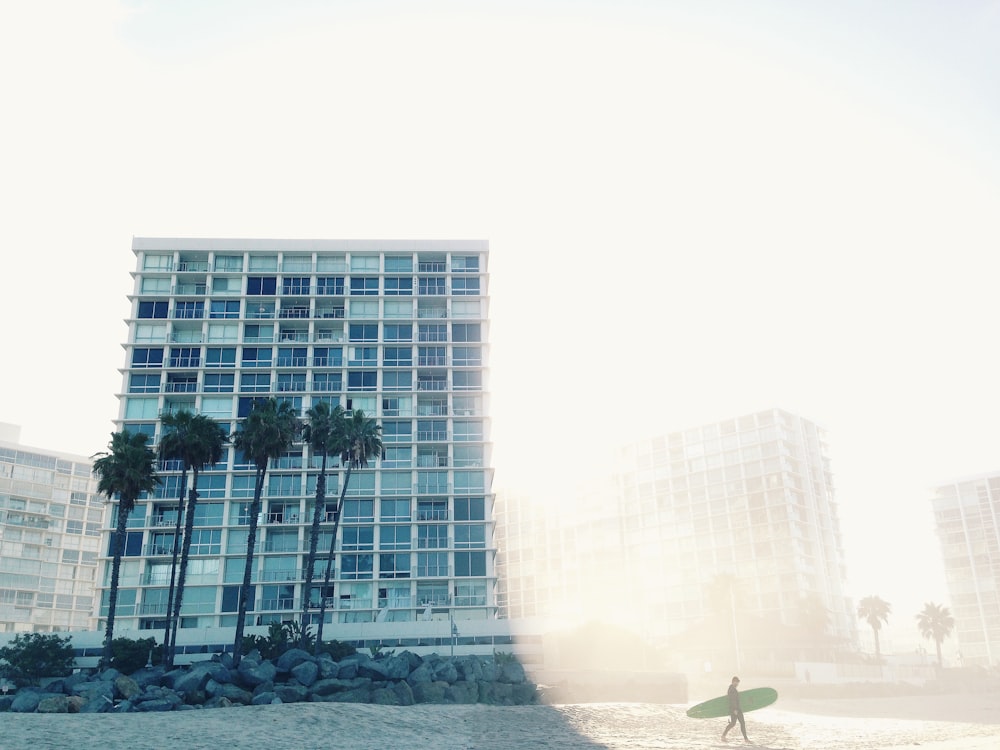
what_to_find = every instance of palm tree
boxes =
[299,400,345,647]
[158,410,228,667]
[92,430,160,669]
[916,602,955,668]
[230,398,300,667]
[857,595,891,663]
[315,408,382,651]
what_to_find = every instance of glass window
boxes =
[417,524,447,549]
[169,347,200,368]
[210,300,241,319]
[380,499,411,522]
[124,398,158,420]
[131,347,164,368]
[384,277,412,295]
[342,498,374,521]
[207,323,238,342]
[282,277,311,295]
[205,347,236,368]
[342,526,374,551]
[451,323,481,342]
[382,371,412,391]
[453,371,482,391]
[384,324,412,342]
[451,277,480,295]
[416,552,448,577]
[316,276,345,295]
[174,301,204,319]
[454,524,486,549]
[451,255,479,272]
[312,372,342,392]
[452,346,482,366]
[312,347,342,367]
[140,277,170,294]
[382,420,412,443]
[128,374,161,393]
[350,277,379,295]
[348,346,378,367]
[247,276,277,295]
[418,277,445,295]
[204,373,234,393]
[454,551,486,577]
[454,496,485,521]
[347,371,377,391]
[417,324,447,342]
[143,254,172,271]
[349,324,378,342]
[277,347,308,367]
[214,255,244,272]
[379,526,411,551]
[383,347,412,366]
[350,254,379,272]
[137,300,168,318]
[341,553,374,580]
[384,256,413,273]
[200,397,233,419]
[241,347,273,368]
[379,553,410,578]
[239,373,270,393]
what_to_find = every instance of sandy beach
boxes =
[2,694,999,750]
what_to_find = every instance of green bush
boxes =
[111,637,162,674]
[0,633,76,685]
[240,621,356,661]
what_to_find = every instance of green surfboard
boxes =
[686,687,778,718]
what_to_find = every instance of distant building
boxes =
[931,472,1000,667]
[0,423,103,633]
[496,408,857,665]
[98,238,495,635]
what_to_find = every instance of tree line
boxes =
[92,398,382,670]
[857,595,956,667]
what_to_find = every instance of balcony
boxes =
[176,260,210,273]
[279,307,311,319]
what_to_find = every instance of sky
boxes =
[2,0,999,655]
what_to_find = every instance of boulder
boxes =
[36,695,71,713]
[272,684,309,703]
[290,660,319,687]
[498,660,526,684]
[238,659,277,688]
[412,681,448,704]
[114,675,142,700]
[11,691,42,713]
[445,681,479,704]
[275,648,313,673]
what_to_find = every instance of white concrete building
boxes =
[0,423,102,633]
[931,472,1000,667]
[98,239,496,645]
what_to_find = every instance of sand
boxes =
[2,694,999,750]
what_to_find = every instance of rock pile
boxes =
[0,650,538,713]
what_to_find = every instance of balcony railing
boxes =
[176,261,210,272]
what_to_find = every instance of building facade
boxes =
[0,423,103,633]
[496,408,857,664]
[100,238,494,634]
[931,472,1000,667]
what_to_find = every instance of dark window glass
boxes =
[247,276,277,295]
[138,301,168,318]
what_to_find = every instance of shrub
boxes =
[111,637,162,674]
[317,638,357,661]
[0,633,76,685]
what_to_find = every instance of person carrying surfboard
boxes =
[721,675,750,743]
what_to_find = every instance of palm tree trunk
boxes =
[233,464,267,668]
[315,464,352,652]
[300,452,327,648]
[163,467,187,668]
[169,471,199,667]
[936,639,943,669]
[101,504,130,669]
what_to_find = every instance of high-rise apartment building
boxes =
[496,408,856,661]
[100,238,494,635]
[931,473,1000,667]
[0,423,102,633]
[615,409,854,646]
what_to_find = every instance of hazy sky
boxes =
[2,1,999,654]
